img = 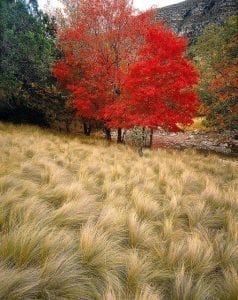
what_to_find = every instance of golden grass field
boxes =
[0,121,237,299]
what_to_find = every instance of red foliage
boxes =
[104,26,199,130]
[53,0,199,131]
[53,0,151,121]
[210,63,238,102]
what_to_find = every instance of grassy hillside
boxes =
[0,122,237,299]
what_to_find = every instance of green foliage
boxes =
[190,16,238,130]
[0,0,57,102]
[128,127,150,156]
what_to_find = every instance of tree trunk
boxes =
[87,124,92,136]
[83,123,87,135]
[65,120,70,133]
[142,127,146,147]
[138,145,143,157]
[117,128,122,143]
[83,122,91,136]
[104,127,111,140]
[122,130,126,144]
[149,129,154,148]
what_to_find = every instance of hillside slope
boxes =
[157,0,238,42]
[0,122,238,299]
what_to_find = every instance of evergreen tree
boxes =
[0,0,57,112]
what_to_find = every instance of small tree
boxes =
[127,127,150,156]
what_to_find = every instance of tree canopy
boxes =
[53,0,199,137]
[0,0,57,103]
[190,16,238,130]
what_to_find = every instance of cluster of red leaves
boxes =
[209,62,238,127]
[104,27,199,130]
[53,0,199,131]
[211,63,238,102]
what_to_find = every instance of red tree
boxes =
[53,1,199,143]
[104,26,199,140]
[53,0,152,139]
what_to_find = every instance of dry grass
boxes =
[181,117,208,132]
[0,121,237,299]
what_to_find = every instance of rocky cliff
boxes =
[157,0,238,42]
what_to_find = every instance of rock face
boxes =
[157,0,238,42]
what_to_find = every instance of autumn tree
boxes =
[54,0,199,141]
[190,16,238,130]
[103,25,199,145]
[53,0,153,140]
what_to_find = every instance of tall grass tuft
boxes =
[0,121,237,299]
